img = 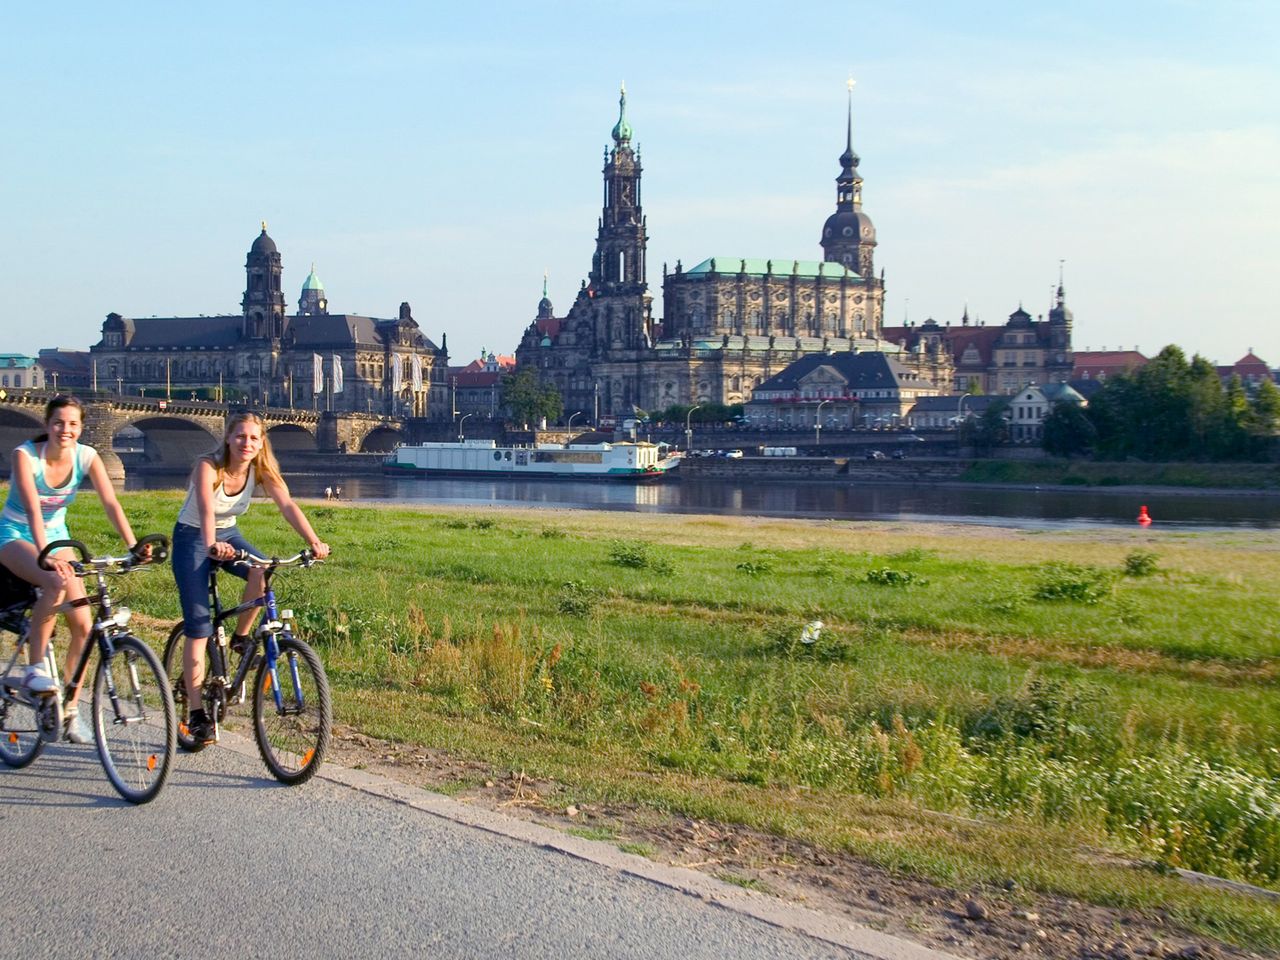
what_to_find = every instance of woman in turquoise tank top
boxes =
[0,396,146,741]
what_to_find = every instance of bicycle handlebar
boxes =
[225,548,324,569]
[39,533,171,575]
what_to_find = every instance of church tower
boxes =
[1048,264,1074,373]
[298,263,328,316]
[591,84,648,298]
[820,80,876,277]
[242,223,286,340]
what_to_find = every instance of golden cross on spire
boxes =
[847,74,856,93]
[261,219,268,232]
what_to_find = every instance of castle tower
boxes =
[242,223,286,340]
[591,84,648,297]
[1048,264,1074,370]
[820,80,876,277]
[298,263,328,316]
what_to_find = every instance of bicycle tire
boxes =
[252,634,330,785]
[92,635,176,804]
[0,691,45,768]
[162,622,213,753]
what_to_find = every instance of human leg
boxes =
[0,540,68,686]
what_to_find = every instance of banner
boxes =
[332,354,343,394]
[312,353,323,394]
[391,354,403,395]
[411,354,422,393]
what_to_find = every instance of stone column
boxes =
[82,405,125,482]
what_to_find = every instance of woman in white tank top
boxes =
[171,412,329,747]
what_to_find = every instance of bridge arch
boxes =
[267,423,319,452]
[358,426,403,453]
[0,406,46,475]
[117,415,221,470]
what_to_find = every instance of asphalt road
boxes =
[0,736,960,960]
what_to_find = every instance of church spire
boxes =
[611,82,633,145]
[821,78,875,275]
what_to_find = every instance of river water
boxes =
[125,473,1280,531]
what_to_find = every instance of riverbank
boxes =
[67,493,1280,956]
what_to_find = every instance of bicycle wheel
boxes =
[253,634,330,785]
[0,689,45,768]
[92,635,176,804]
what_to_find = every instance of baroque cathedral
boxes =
[517,86,1077,414]
[516,84,890,417]
[91,225,450,418]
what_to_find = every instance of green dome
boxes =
[611,83,633,143]
[302,264,324,291]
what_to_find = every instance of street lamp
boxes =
[814,398,831,450]
[684,403,702,452]
[457,412,472,442]
[567,411,581,434]
[956,391,973,454]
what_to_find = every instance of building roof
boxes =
[0,354,38,369]
[752,350,934,396]
[1072,350,1147,379]
[114,316,244,348]
[684,257,860,280]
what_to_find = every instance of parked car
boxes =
[892,449,907,460]
[865,449,886,460]
[721,449,744,459]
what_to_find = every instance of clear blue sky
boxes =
[4,1,1277,368]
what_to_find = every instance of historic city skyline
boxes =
[4,2,1276,369]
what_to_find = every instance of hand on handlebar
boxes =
[207,542,238,561]
[309,541,331,561]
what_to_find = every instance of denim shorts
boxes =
[171,522,261,639]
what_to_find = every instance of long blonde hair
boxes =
[205,412,283,490]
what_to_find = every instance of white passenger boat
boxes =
[384,440,680,482]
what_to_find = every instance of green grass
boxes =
[55,490,1280,949]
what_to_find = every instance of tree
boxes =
[501,369,563,426]
[1042,400,1096,457]
[961,398,1010,453]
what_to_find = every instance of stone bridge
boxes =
[0,392,406,481]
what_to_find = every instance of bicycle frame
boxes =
[206,558,305,716]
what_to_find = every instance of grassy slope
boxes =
[59,491,1280,949]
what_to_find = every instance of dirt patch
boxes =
[325,723,1269,960]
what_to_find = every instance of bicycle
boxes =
[162,548,331,786]
[0,535,177,804]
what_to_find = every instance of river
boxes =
[124,473,1280,530]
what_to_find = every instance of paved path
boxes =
[0,735,962,960]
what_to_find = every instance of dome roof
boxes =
[302,264,324,292]
[250,226,277,256]
[822,209,875,242]
[611,84,633,143]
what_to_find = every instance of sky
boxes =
[3,1,1277,369]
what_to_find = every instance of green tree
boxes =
[501,369,563,425]
[1250,377,1280,436]
[1042,400,1096,457]
[961,398,1010,452]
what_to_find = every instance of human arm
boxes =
[263,476,330,559]
[86,452,140,550]
[191,459,236,561]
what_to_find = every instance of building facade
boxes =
[90,227,450,418]
[882,285,1075,396]
[516,85,895,419]
[743,351,939,431]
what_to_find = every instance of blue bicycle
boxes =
[161,549,331,785]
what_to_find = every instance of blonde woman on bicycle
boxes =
[171,413,329,746]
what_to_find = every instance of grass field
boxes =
[59,490,1280,949]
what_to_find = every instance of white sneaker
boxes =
[23,664,57,695]
[62,708,93,745]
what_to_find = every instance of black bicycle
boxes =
[162,549,331,786]
[0,535,177,804]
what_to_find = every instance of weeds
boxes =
[1032,562,1112,604]
[1123,551,1160,577]
[865,568,929,587]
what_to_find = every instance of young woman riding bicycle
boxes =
[0,395,148,743]
[172,412,329,746]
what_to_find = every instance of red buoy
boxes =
[1137,505,1152,525]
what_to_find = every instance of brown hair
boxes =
[203,412,283,490]
[33,395,86,443]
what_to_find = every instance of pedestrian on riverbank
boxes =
[324,485,333,500]
[171,412,330,747]
[0,395,148,743]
